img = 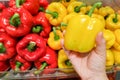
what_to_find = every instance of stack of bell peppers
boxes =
[0,0,120,75]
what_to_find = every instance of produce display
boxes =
[0,0,120,79]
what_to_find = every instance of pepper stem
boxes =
[39,7,45,12]
[16,0,25,8]
[15,61,22,71]
[46,10,58,18]
[87,2,102,17]
[53,27,60,41]
[32,26,43,33]
[65,60,72,66]
[27,41,36,52]
[34,62,48,75]
[61,22,68,26]
[113,13,118,23]
[10,13,21,27]
[74,3,86,13]
[0,43,6,53]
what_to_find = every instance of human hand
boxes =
[61,32,108,80]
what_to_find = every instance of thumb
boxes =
[95,32,106,56]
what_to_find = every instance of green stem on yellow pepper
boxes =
[10,13,21,27]
[46,10,58,18]
[87,2,102,17]
[0,43,6,53]
[74,3,86,13]
[113,13,118,23]
[65,60,72,66]
[53,27,60,40]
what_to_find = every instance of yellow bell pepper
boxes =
[64,2,105,53]
[98,6,115,17]
[45,2,67,26]
[113,29,120,51]
[67,1,87,14]
[111,48,120,66]
[103,29,115,49]
[106,49,114,71]
[47,27,63,50]
[106,13,120,31]
[58,49,74,73]
[60,12,78,31]
[61,0,77,7]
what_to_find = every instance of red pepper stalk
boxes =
[39,0,49,12]
[34,46,57,74]
[0,7,33,37]
[0,33,16,61]
[0,60,9,71]
[32,12,51,38]
[9,0,39,15]
[16,33,46,61]
[10,55,31,71]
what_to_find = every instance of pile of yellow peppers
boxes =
[45,0,120,72]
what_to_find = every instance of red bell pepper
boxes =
[32,12,51,38]
[0,60,9,71]
[0,7,33,37]
[9,0,39,15]
[0,33,16,61]
[10,55,31,71]
[0,27,5,33]
[34,46,57,74]
[16,33,46,61]
[0,3,6,16]
[39,0,49,12]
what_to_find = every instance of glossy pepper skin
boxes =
[0,7,33,37]
[32,12,51,38]
[113,29,120,51]
[39,0,49,12]
[45,2,67,26]
[103,29,115,49]
[9,0,39,15]
[0,33,16,61]
[0,60,9,71]
[16,33,46,61]
[47,27,63,50]
[106,49,114,70]
[58,49,74,73]
[64,2,105,53]
[106,13,120,31]
[10,55,31,71]
[34,46,57,74]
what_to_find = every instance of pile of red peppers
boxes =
[0,0,59,74]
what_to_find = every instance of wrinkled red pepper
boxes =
[10,55,31,71]
[39,0,49,12]
[34,46,57,74]
[0,60,9,71]
[0,33,16,61]
[32,12,51,38]
[0,7,33,37]
[9,0,39,15]
[16,33,46,61]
